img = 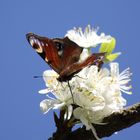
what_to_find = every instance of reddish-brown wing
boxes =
[26,33,61,73]
[58,53,105,81]
[52,37,83,69]
[26,33,83,74]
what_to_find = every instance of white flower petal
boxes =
[64,105,73,120]
[38,88,52,94]
[109,62,132,94]
[40,99,55,114]
[74,88,105,111]
[43,70,59,88]
[53,102,66,109]
[65,25,112,48]
[73,107,87,123]
[90,124,100,140]
[79,48,90,62]
[67,105,73,120]
[73,108,100,140]
[40,99,65,114]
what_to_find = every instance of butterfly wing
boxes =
[26,33,83,74]
[52,37,83,68]
[58,53,105,81]
[26,33,62,73]
[26,33,104,82]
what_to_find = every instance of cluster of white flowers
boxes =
[65,25,111,48]
[39,25,132,140]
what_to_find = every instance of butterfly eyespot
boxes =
[55,42,63,51]
[54,41,64,56]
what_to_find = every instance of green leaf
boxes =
[105,52,121,62]
[99,37,116,54]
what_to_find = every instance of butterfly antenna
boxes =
[33,76,43,78]
[67,81,74,103]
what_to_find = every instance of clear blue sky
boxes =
[0,0,140,139]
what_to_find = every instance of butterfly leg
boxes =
[74,74,87,80]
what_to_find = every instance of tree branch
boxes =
[49,103,140,140]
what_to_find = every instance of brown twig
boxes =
[49,103,140,140]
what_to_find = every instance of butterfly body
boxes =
[26,33,105,82]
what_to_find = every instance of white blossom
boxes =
[39,63,131,122]
[39,70,73,114]
[65,25,112,48]
[38,26,132,139]
[109,63,132,94]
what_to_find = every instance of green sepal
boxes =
[105,52,121,62]
[99,37,116,55]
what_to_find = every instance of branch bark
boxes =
[49,103,140,140]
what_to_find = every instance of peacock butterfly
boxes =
[26,33,105,82]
